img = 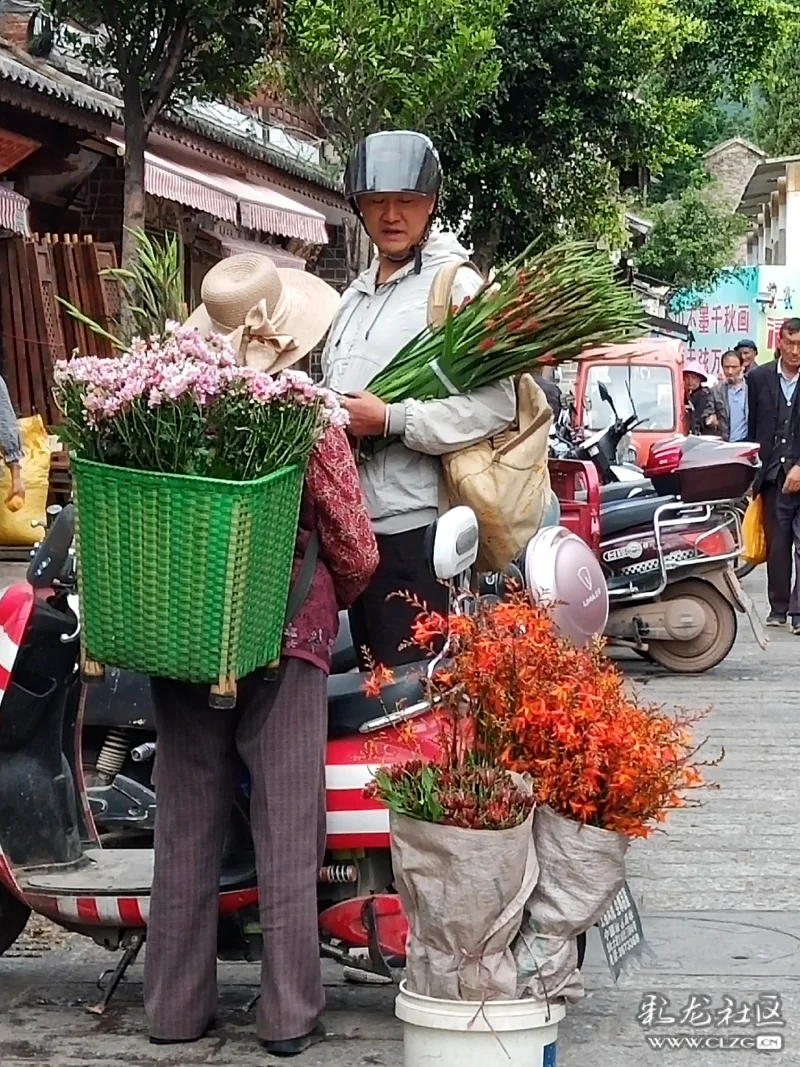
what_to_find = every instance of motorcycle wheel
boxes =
[577,931,587,969]
[647,579,737,673]
[0,883,30,955]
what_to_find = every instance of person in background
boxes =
[734,338,758,376]
[533,371,562,420]
[0,376,23,505]
[747,317,800,631]
[323,131,515,669]
[712,350,749,442]
[683,361,718,435]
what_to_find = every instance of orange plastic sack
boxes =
[741,495,767,567]
[0,415,50,546]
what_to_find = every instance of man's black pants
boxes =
[761,478,800,616]
[348,526,448,670]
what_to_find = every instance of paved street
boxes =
[1,569,798,1066]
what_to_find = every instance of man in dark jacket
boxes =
[747,318,800,630]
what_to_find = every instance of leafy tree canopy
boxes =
[435,0,781,266]
[635,186,748,301]
[276,0,508,159]
[753,18,800,155]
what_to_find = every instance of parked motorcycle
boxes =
[0,503,608,1006]
[552,402,765,671]
[599,435,766,671]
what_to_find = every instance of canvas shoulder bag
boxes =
[428,260,553,572]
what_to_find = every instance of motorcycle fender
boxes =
[606,598,707,643]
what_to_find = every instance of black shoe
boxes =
[767,612,787,627]
[149,1020,216,1045]
[792,616,800,635]
[262,1020,326,1057]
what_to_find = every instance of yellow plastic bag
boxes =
[0,415,50,546]
[741,495,767,567]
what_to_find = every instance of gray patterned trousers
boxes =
[143,656,327,1042]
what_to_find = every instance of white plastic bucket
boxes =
[396,981,565,1067]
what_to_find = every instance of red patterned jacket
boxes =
[283,426,378,673]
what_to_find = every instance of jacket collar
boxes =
[352,255,418,297]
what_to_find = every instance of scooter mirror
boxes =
[428,506,480,582]
[27,503,75,589]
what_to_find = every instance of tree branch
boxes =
[144,22,190,130]
[105,0,134,81]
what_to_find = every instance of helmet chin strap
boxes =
[380,221,433,274]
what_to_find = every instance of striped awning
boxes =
[0,187,30,236]
[112,140,328,244]
[144,150,238,223]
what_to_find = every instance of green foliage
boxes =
[649,99,758,204]
[276,0,508,157]
[635,187,748,297]
[104,230,187,342]
[754,18,800,154]
[436,0,781,267]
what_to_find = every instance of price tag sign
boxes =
[598,882,646,979]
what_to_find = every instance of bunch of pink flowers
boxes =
[54,324,348,481]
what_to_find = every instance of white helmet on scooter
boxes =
[523,526,609,645]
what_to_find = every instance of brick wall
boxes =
[313,224,349,291]
[0,11,28,43]
[79,155,124,246]
[705,140,764,210]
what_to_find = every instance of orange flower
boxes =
[362,663,395,698]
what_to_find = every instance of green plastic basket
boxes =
[72,457,305,686]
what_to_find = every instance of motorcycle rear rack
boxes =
[608,500,742,602]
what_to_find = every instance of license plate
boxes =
[726,571,768,649]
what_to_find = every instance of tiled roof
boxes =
[0,39,119,117]
[0,38,341,193]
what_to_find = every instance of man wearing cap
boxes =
[734,339,758,375]
[322,131,516,668]
[747,318,800,630]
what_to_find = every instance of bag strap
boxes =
[427,259,484,330]
[496,373,553,456]
[284,529,319,626]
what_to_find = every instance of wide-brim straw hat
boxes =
[185,252,341,373]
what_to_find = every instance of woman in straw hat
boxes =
[144,254,378,1057]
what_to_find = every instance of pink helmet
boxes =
[682,359,708,379]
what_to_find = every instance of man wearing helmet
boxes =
[323,131,516,668]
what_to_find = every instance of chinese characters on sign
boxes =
[597,883,646,978]
[636,991,787,1030]
[681,304,752,377]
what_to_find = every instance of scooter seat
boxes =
[327,662,426,740]
[600,494,677,538]
[19,847,256,894]
[575,478,654,504]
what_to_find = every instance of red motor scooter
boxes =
[0,503,609,1011]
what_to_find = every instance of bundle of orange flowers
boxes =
[370,597,718,839]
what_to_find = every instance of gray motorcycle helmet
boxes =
[344,131,443,211]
